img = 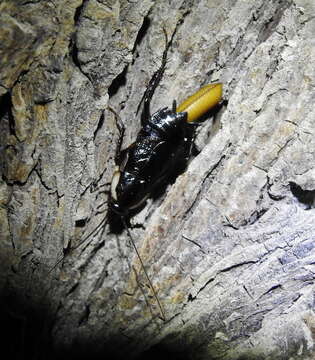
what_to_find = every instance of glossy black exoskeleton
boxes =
[109,105,196,216]
[109,30,198,230]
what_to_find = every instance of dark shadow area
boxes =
[132,16,151,54]
[108,65,128,98]
[73,0,86,24]
[0,91,10,121]
[0,283,158,360]
[69,34,84,74]
[0,257,135,360]
[0,258,271,360]
[54,339,137,360]
[290,181,315,209]
[75,218,87,228]
[135,344,191,360]
[56,338,195,360]
[71,0,89,78]
[93,111,105,140]
[0,91,15,136]
[0,287,55,360]
[107,205,146,234]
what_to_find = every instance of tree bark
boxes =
[1,0,315,359]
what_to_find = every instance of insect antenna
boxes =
[121,217,166,321]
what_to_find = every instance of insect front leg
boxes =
[186,121,202,157]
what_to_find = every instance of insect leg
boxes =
[172,99,177,113]
[185,121,202,159]
[48,216,108,274]
[137,28,170,126]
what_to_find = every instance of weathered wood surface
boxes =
[1,0,315,359]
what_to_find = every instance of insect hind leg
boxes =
[137,28,170,126]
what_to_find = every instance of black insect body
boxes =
[109,32,198,230]
[109,105,197,219]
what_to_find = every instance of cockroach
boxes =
[52,29,222,321]
[107,32,222,320]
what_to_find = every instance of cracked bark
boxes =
[1,1,315,359]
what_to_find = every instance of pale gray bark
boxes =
[1,0,315,359]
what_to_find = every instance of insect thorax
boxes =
[146,107,188,139]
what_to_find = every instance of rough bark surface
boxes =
[1,0,315,359]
